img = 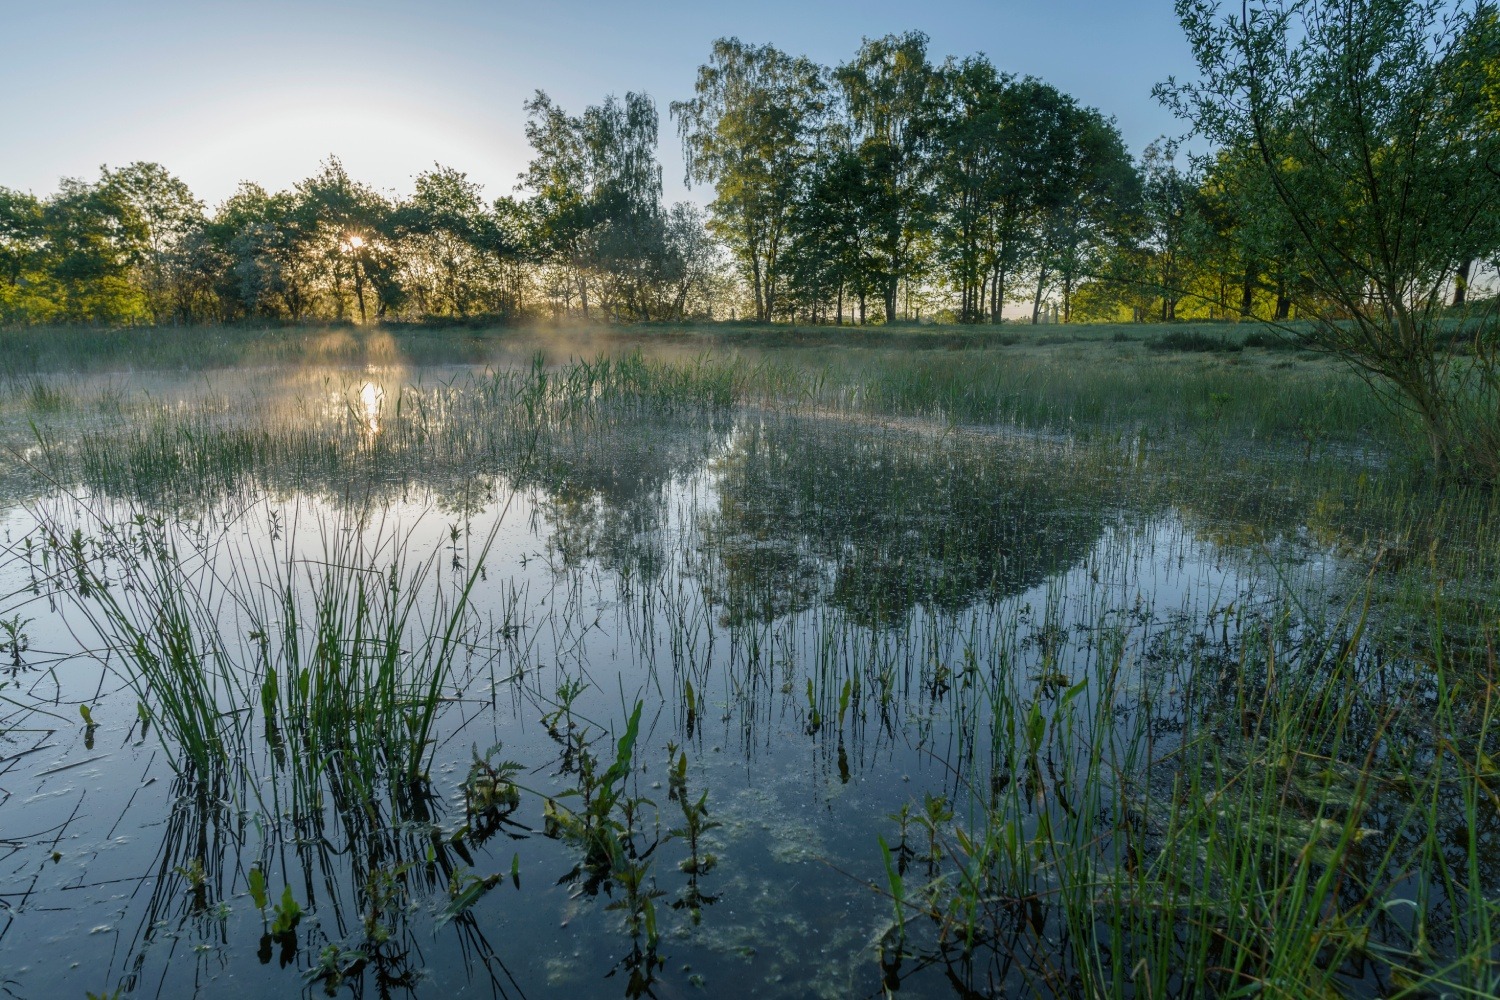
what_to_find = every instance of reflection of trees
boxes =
[517,413,731,578]
[697,422,1112,625]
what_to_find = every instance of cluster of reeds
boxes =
[37,501,494,794]
[873,585,1500,997]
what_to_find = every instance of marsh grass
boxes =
[10,335,1500,997]
[0,321,1409,454]
[40,502,498,796]
[870,580,1500,998]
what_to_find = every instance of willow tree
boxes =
[672,39,828,322]
[1160,0,1500,476]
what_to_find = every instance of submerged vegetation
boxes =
[0,330,1497,997]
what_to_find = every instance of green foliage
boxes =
[271,884,302,935]
[1148,329,1243,353]
[247,865,268,912]
[1160,0,1500,477]
[1,613,30,666]
[672,38,831,322]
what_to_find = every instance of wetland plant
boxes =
[40,502,498,800]
[1,613,30,667]
[877,591,1500,998]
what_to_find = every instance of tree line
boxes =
[3,13,1499,333]
[0,105,726,327]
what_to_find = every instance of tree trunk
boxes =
[992,264,1006,324]
[1032,268,1049,325]
[353,258,367,324]
[1453,258,1473,307]
[750,252,765,323]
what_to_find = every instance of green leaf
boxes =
[436,873,500,929]
[272,884,302,935]
[248,866,268,910]
[1059,678,1088,710]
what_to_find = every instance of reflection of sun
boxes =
[360,381,383,435]
[346,234,365,250]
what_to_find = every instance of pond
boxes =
[0,359,1493,998]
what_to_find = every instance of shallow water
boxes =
[0,365,1397,998]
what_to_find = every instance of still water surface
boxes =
[0,366,1352,998]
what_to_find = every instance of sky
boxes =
[0,0,1198,209]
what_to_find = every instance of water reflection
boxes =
[694,421,1113,625]
[358,380,383,437]
[4,366,1495,998]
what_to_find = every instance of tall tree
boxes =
[402,165,504,318]
[1030,101,1138,323]
[41,176,146,322]
[99,162,204,323]
[214,182,317,321]
[297,157,389,323]
[782,144,872,323]
[835,31,940,322]
[930,58,1058,323]
[672,38,828,322]
[583,92,668,320]
[0,187,46,321]
[1136,140,1192,321]
[522,90,665,319]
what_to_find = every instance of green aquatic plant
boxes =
[545,701,646,875]
[877,585,1500,997]
[271,885,302,936]
[463,744,523,815]
[42,504,499,796]
[0,614,29,667]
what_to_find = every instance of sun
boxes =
[345,234,365,250]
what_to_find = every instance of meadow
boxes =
[1,321,1497,999]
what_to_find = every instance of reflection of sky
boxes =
[5,0,1194,207]
[0,408,1353,999]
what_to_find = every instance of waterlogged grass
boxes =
[1,341,1498,997]
[874,588,1500,997]
[0,319,1404,453]
[39,506,496,790]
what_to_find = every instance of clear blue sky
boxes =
[0,0,1196,208]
